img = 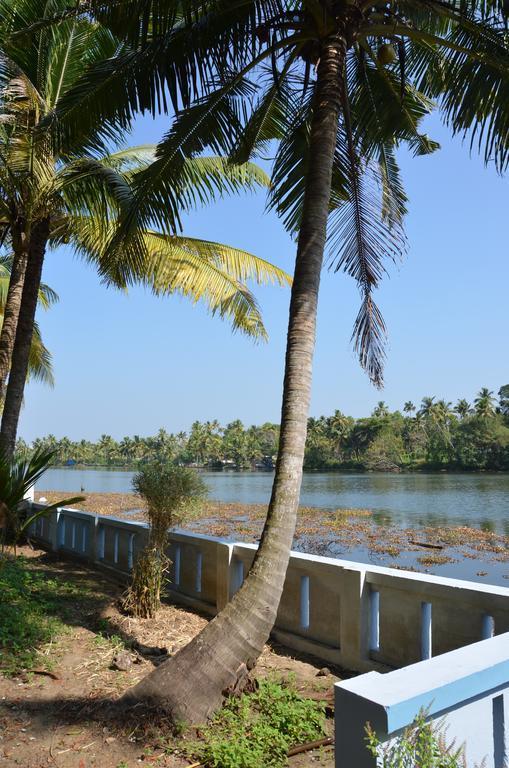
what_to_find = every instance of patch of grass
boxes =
[0,555,88,675]
[187,676,326,768]
[92,631,127,652]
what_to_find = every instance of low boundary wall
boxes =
[27,504,509,674]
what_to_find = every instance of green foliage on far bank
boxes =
[19,385,509,473]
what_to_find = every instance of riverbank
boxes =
[35,490,509,587]
[51,463,509,473]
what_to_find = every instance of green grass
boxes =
[186,676,327,768]
[0,555,89,675]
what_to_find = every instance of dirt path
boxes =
[0,549,336,768]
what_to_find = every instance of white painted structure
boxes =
[27,503,509,766]
[336,633,509,767]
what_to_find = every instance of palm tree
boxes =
[45,0,509,721]
[499,385,509,419]
[455,398,472,419]
[0,255,54,387]
[418,397,436,419]
[403,401,416,415]
[434,399,454,426]
[0,1,290,458]
[373,401,390,418]
[474,387,496,419]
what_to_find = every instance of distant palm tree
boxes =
[474,388,496,419]
[403,402,416,415]
[418,397,453,445]
[327,411,351,441]
[499,385,509,419]
[373,401,390,418]
[434,400,454,426]
[418,397,436,419]
[455,399,472,419]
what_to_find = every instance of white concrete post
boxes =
[339,567,370,670]
[48,509,61,553]
[216,542,234,612]
[23,484,35,502]
[92,513,100,563]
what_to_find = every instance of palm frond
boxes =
[134,231,272,340]
[327,81,407,387]
[64,215,289,338]
[27,321,54,386]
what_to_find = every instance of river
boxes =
[39,468,509,533]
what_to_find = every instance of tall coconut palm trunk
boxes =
[124,37,345,724]
[0,221,30,397]
[0,218,50,458]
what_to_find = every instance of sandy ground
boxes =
[0,548,337,768]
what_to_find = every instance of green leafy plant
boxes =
[0,556,88,675]
[121,463,207,618]
[187,676,326,768]
[366,713,465,768]
[0,448,84,550]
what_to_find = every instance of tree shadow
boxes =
[0,693,179,740]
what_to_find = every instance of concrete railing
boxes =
[336,632,509,767]
[27,503,509,674]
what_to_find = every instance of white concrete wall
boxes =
[27,503,509,676]
[335,632,509,768]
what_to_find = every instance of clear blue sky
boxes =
[19,113,508,441]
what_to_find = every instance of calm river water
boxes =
[40,468,509,533]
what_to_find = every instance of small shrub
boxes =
[122,463,207,618]
[366,713,465,768]
[187,676,326,768]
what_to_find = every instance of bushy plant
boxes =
[0,448,83,550]
[122,462,207,618]
[187,676,326,768]
[366,713,465,768]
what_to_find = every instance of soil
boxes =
[0,548,337,768]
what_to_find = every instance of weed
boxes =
[92,632,126,651]
[366,713,465,768]
[187,676,326,768]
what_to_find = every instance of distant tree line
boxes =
[19,386,509,473]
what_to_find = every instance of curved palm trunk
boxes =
[0,218,50,458]
[0,220,30,397]
[123,38,345,724]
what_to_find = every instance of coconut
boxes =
[378,43,397,65]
